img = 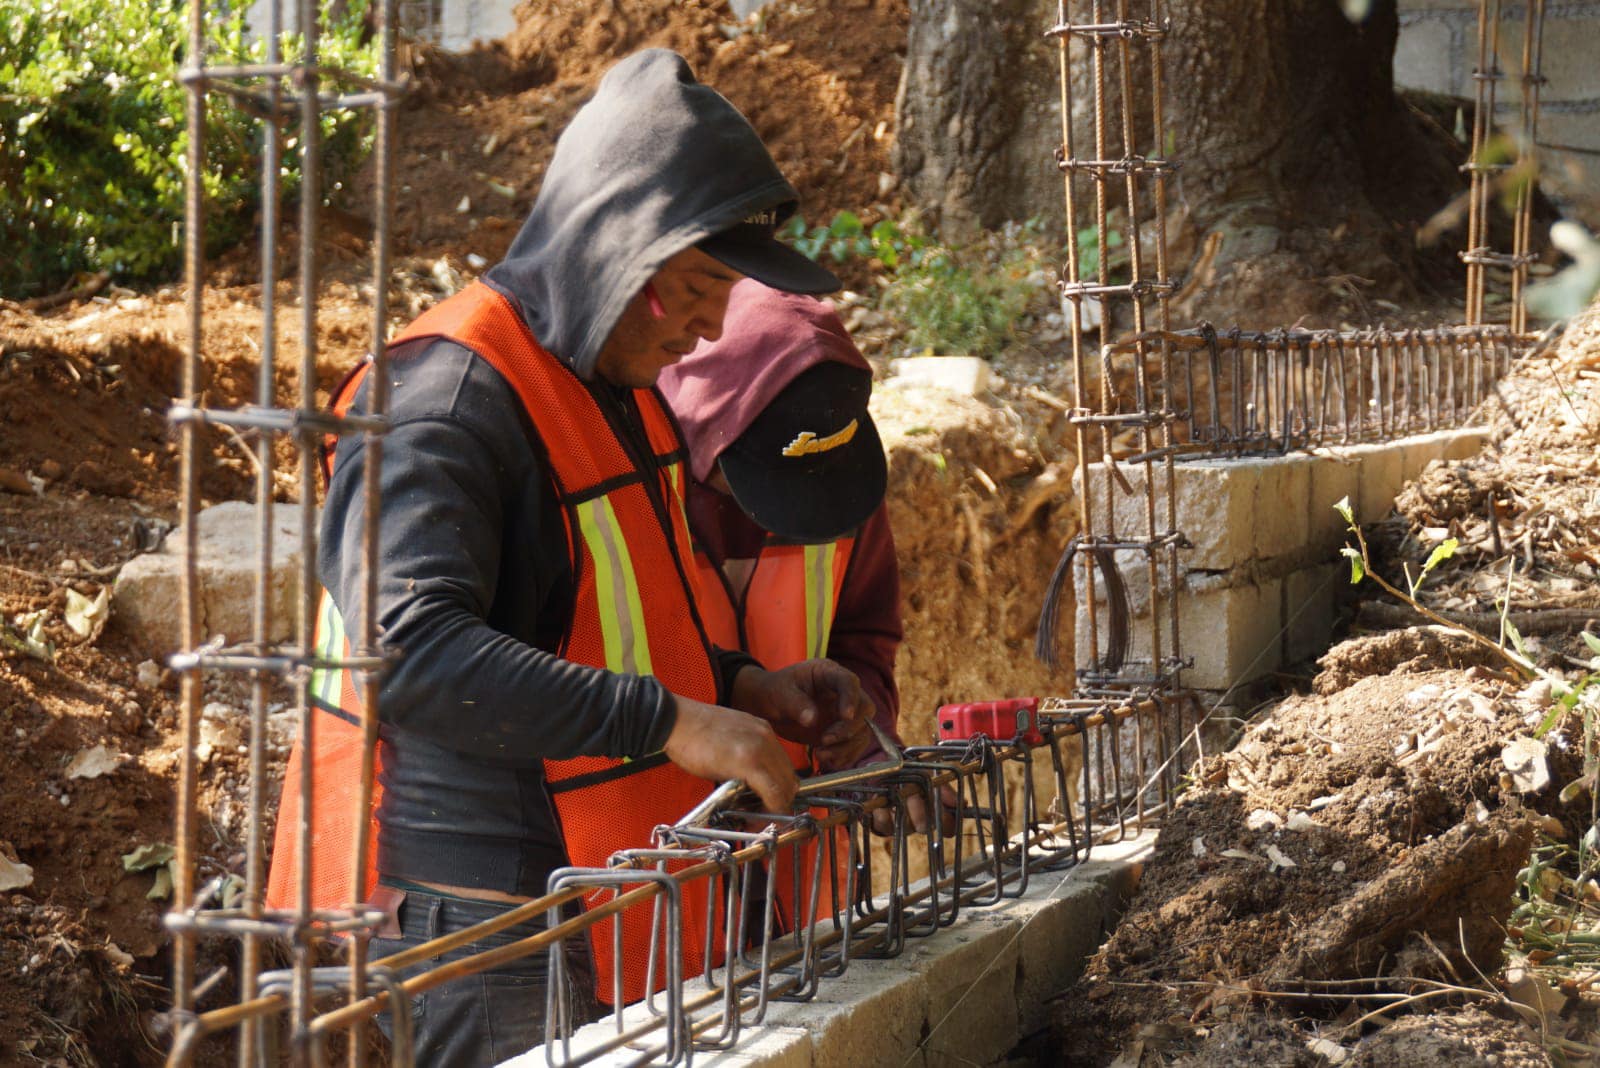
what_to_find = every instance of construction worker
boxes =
[268,50,877,1065]
[658,279,901,763]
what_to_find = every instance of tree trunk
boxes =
[896,0,1472,325]
[894,0,1067,242]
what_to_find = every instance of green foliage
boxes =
[1073,223,1122,281]
[782,211,1052,357]
[0,0,377,298]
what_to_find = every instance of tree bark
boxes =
[896,0,1471,325]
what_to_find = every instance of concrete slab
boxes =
[1253,453,1313,560]
[112,501,310,656]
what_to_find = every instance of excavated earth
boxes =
[1049,308,1600,1066]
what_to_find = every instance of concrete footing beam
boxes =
[504,833,1154,1068]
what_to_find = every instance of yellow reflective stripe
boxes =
[802,542,837,660]
[576,495,653,676]
[310,592,345,705]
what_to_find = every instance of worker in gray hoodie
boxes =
[271,49,875,1065]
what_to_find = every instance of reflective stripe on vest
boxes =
[266,281,724,1006]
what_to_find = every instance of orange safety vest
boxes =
[692,534,857,930]
[266,281,728,1006]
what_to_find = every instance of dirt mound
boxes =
[0,285,374,508]
[1312,625,1508,695]
[1053,666,1563,1064]
[354,0,907,270]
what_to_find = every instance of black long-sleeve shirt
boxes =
[323,336,748,893]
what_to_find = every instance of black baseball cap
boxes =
[698,205,841,296]
[716,360,886,542]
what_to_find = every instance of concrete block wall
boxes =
[502,833,1154,1068]
[1396,0,1600,212]
[1073,429,1488,692]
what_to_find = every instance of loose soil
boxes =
[1050,309,1600,1065]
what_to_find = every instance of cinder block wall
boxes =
[1396,0,1600,213]
[1074,429,1488,694]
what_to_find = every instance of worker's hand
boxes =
[730,661,874,770]
[869,784,960,837]
[664,695,798,814]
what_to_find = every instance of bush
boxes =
[783,211,1054,358]
[0,0,376,299]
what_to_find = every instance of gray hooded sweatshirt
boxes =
[320,50,804,894]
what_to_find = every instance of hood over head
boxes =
[484,49,833,381]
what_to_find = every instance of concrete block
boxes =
[1252,453,1312,560]
[889,355,995,396]
[1394,16,1455,93]
[501,1019,813,1068]
[762,957,931,1068]
[1536,16,1600,102]
[912,924,1021,1067]
[1076,458,1260,571]
[1077,574,1283,691]
[1399,430,1453,484]
[112,502,309,656]
[961,872,1120,1037]
[1305,450,1362,552]
[1442,427,1490,462]
[1285,563,1343,666]
[1351,441,1406,524]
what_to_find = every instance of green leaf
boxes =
[1333,496,1355,526]
[1421,537,1459,577]
[1582,631,1600,658]
[1340,546,1365,584]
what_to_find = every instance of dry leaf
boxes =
[102,942,134,968]
[0,853,34,891]
[1191,836,1207,857]
[1502,737,1552,794]
[63,586,110,640]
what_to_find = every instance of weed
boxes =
[0,0,377,297]
[782,211,1055,358]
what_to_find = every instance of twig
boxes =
[3,271,112,314]
[1356,601,1600,636]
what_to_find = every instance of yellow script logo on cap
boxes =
[781,419,859,458]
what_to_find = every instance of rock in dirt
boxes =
[112,502,308,655]
[0,466,34,495]
[65,745,128,780]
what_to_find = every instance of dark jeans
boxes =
[371,888,601,1068]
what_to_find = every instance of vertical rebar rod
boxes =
[1510,0,1545,335]
[292,0,323,1059]
[241,0,284,1061]
[347,0,398,1060]
[173,0,208,1026]
[1058,2,1104,677]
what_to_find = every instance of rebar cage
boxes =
[164,1,1546,1064]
